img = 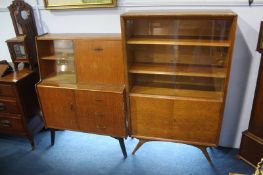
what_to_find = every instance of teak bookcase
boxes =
[121,10,237,161]
[36,34,128,158]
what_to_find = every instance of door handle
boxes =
[0,103,6,111]
[94,47,104,52]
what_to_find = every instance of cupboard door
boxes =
[37,86,78,130]
[130,95,174,138]
[75,40,125,84]
[130,95,222,144]
[172,99,222,144]
[75,90,126,137]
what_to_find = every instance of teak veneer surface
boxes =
[37,33,121,40]
[121,10,237,18]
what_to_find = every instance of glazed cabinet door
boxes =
[37,86,78,130]
[75,39,125,84]
[75,90,126,137]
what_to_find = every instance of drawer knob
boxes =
[0,103,6,111]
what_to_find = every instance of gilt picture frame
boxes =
[257,21,263,53]
[44,0,117,9]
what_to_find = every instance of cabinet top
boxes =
[37,33,121,40]
[121,10,237,18]
[0,68,34,83]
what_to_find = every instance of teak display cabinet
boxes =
[121,10,237,161]
[36,34,127,158]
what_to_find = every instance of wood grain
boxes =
[37,86,78,130]
[75,39,125,84]
[130,95,221,144]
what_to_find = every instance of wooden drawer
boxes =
[130,95,222,144]
[75,90,126,137]
[0,98,20,114]
[0,84,16,98]
[0,115,24,133]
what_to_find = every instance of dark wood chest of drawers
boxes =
[0,69,44,149]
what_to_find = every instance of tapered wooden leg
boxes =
[50,129,55,146]
[27,135,35,150]
[118,138,127,158]
[132,139,148,155]
[197,146,212,163]
[112,137,127,158]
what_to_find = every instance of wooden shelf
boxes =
[40,55,74,61]
[127,38,230,47]
[129,63,226,78]
[41,73,76,86]
[130,85,223,100]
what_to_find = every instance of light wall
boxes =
[1,0,263,148]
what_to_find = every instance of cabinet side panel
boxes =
[75,39,125,84]
[37,86,78,130]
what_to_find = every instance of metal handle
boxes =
[0,103,6,111]
[94,47,104,52]
[0,120,11,127]
[70,103,74,111]
[96,125,106,129]
[95,99,103,102]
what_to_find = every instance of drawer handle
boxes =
[95,99,103,102]
[94,48,104,52]
[70,103,74,111]
[96,125,106,129]
[95,112,104,117]
[0,103,6,111]
[1,120,11,127]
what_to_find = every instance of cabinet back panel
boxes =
[75,40,125,84]
[37,86,78,130]
[130,95,221,144]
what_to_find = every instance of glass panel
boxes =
[54,40,75,74]
[13,44,26,59]
[126,18,232,41]
[42,40,76,85]
[126,18,232,100]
